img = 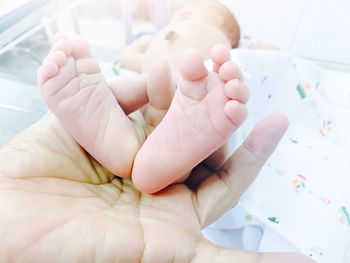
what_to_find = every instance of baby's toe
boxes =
[211,44,231,72]
[51,39,73,56]
[224,100,248,128]
[37,61,59,85]
[219,61,243,82]
[178,49,208,100]
[179,49,207,81]
[43,50,67,67]
[69,34,91,59]
[50,34,90,59]
[225,79,249,104]
[38,51,67,85]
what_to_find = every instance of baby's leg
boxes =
[38,35,143,177]
[132,45,248,193]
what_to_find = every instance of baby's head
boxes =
[171,0,240,48]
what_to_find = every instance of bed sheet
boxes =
[227,49,350,263]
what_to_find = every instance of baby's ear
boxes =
[229,25,241,49]
[229,35,237,49]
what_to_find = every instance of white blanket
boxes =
[227,49,350,263]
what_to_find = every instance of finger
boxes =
[108,74,149,115]
[200,143,231,176]
[147,58,174,109]
[193,113,289,227]
[108,58,174,119]
[144,58,174,135]
[193,243,315,263]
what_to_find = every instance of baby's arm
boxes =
[118,35,153,73]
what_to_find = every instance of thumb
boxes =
[193,242,316,263]
[193,113,290,227]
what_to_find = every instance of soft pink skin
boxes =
[38,35,142,178]
[38,35,248,194]
[132,47,248,193]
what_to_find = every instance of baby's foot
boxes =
[132,45,249,193]
[38,35,142,177]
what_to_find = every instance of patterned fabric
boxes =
[229,49,350,262]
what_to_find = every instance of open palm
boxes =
[0,113,314,263]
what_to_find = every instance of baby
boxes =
[37,1,248,193]
[119,0,277,73]
[119,0,240,74]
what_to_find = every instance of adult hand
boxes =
[0,112,313,262]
